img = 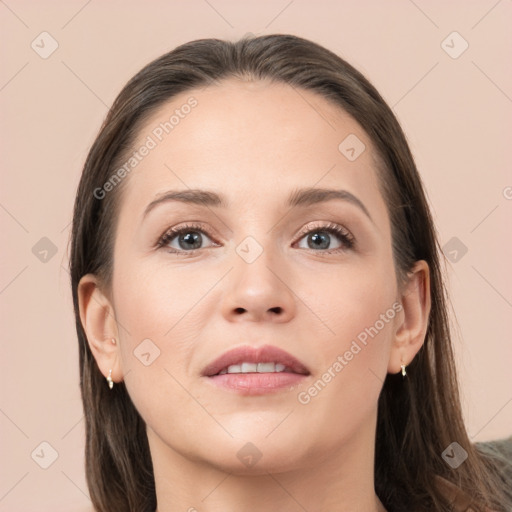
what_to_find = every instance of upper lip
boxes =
[202,344,310,377]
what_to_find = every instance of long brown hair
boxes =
[69,34,512,511]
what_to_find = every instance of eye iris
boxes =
[308,231,330,250]
[179,231,202,250]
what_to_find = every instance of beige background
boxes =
[1,1,511,510]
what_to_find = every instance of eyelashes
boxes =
[156,223,220,256]
[294,222,355,252]
[156,221,355,257]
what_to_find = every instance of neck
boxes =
[149,414,386,512]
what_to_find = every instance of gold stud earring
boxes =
[107,369,114,389]
[401,361,407,378]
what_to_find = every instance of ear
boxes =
[388,260,431,374]
[77,273,122,384]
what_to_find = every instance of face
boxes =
[109,79,401,473]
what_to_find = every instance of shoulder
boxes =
[475,434,512,473]
[475,435,512,503]
[433,437,512,512]
[475,435,512,456]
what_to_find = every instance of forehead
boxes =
[119,78,387,222]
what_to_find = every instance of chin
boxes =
[209,448,306,476]
[201,429,307,475]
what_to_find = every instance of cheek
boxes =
[294,269,397,441]
[113,257,216,341]
[314,256,397,343]
[111,260,213,409]
[310,259,397,393]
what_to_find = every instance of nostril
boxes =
[269,306,282,314]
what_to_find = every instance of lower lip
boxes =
[205,372,308,395]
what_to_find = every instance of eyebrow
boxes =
[143,187,374,224]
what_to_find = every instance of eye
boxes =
[156,221,355,256]
[294,222,355,253]
[156,223,218,255]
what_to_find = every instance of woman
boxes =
[69,34,512,511]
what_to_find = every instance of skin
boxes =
[78,79,431,512]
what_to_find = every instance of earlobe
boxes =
[388,260,431,375]
[77,274,122,383]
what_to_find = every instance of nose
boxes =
[221,244,297,323]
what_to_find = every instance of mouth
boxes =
[202,344,310,395]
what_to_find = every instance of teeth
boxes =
[257,362,274,373]
[220,362,288,375]
[242,362,258,373]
